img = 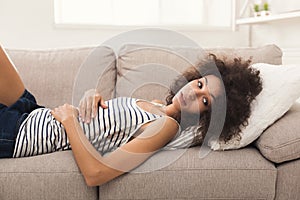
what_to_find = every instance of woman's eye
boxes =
[203,97,208,106]
[198,80,203,89]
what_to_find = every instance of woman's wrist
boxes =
[51,104,79,127]
[61,115,79,128]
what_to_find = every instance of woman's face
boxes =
[172,75,222,114]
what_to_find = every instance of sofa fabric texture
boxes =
[6,46,116,109]
[116,44,282,102]
[205,44,283,65]
[0,44,299,200]
[100,147,276,200]
[276,159,300,200]
[256,103,300,163]
[0,151,97,200]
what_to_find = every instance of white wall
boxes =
[249,18,300,64]
[239,0,300,64]
[1,0,299,65]
[250,18,300,49]
[0,0,248,49]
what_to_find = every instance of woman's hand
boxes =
[79,89,108,123]
[51,104,79,126]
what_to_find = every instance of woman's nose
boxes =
[189,83,207,100]
[188,89,200,101]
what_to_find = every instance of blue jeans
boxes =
[0,90,44,158]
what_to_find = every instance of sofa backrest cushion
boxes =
[116,44,206,102]
[206,44,282,65]
[7,46,116,109]
[72,46,117,106]
[255,102,300,163]
[116,44,282,102]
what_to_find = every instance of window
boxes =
[54,0,235,28]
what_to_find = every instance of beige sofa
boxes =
[1,44,300,200]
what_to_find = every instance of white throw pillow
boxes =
[209,63,300,150]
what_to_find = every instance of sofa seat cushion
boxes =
[0,151,97,200]
[256,103,300,163]
[275,159,300,200]
[99,147,276,200]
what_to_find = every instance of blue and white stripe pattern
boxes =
[13,97,162,158]
[13,108,70,157]
[79,97,162,155]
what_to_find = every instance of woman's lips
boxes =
[179,92,187,106]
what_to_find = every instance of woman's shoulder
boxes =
[161,115,180,129]
[135,116,180,145]
[148,116,180,135]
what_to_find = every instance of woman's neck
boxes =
[165,104,180,119]
[136,100,180,120]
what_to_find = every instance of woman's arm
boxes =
[151,99,164,104]
[51,104,179,186]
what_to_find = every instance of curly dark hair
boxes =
[166,54,262,146]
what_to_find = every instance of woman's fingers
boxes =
[79,96,92,123]
[100,98,108,109]
[79,99,87,122]
[85,95,93,123]
[78,89,108,124]
[92,93,108,118]
[92,94,100,118]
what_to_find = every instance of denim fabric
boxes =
[0,90,44,158]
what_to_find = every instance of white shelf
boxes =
[236,10,300,25]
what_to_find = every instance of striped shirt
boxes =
[13,97,163,158]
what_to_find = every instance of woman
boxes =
[0,44,262,186]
